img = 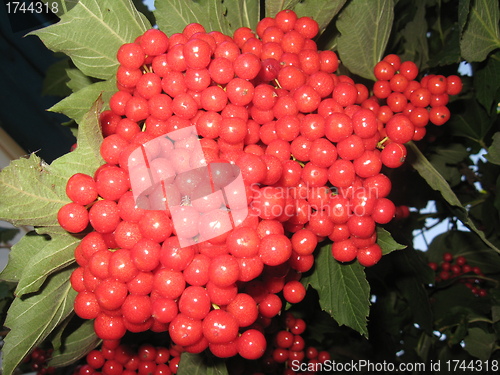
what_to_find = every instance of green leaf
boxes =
[0,98,104,235]
[458,0,471,33]
[0,232,48,283]
[460,0,500,62]
[30,0,151,80]
[49,79,116,124]
[474,51,500,113]
[224,0,260,31]
[177,352,228,375]
[463,327,496,361]
[41,0,77,17]
[336,0,394,80]
[293,0,347,33]
[428,143,469,187]
[42,59,72,97]
[486,132,500,165]
[265,0,301,18]
[49,318,100,367]
[66,68,94,93]
[427,26,462,68]
[447,99,492,144]
[433,143,470,164]
[399,2,429,69]
[0,154,68,230]
[155,0,231,37]
[1,266,76,375]
[301,243,370,337]
[408,142,500,254]
[377,227,406,255]
[15,233,78,297]
[48,97,105,198]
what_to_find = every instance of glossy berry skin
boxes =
[117,43,145,69]
[140,29,169,56]
[178,286,211,320]
[331,239,357,262]
[226,293,259,327]
[89,199,121,234]
[66,173,98,205]
[94,314,127,340]
[168,313,203,347]
[58,202,89,233]
[357,244,383,267]
[259,234,292,266]
[386,114,414,143]
[283,280,306,304]
[237,329,267,360]
[202,309,239,344]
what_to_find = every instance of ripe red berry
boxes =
[58,202,89,233]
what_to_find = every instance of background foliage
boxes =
[0,0,499,373]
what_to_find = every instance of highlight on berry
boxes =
[0,1,498,375]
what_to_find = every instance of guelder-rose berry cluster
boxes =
[23,347,54,375]
[429,253,488,297]
[259,312,331,375]
[57,9,462,359]
[74,339,182,375]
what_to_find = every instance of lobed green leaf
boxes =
[460,0,500,62]
[155,0,231,37]
[224,0,260,31]
[473,51,500,113]
[301,243,370,337]
[0,154,68,230]
[336,0,394,80]
[0,97,104,237]
[49,79,116,124]
[399,2,429,69]
[30,0,151,80]
[41,0,77,17]
[447,99,492,144]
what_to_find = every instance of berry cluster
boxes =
[23,347,55,375]
[57,9,462,361]
[373,56,462,137]
[74,339,181,375]
[429,253,488,297]
[260,313,330,375]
